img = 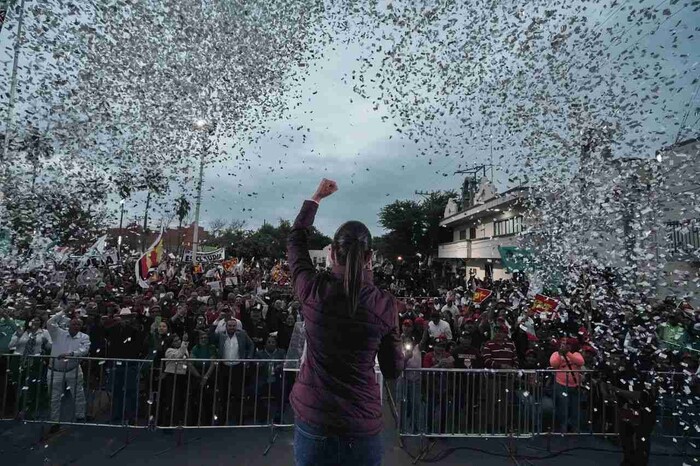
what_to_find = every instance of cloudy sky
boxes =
[114,39,500,238]
[0,0,697,239]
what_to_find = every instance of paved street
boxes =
[0,405,696,466]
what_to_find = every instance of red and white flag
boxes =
[135,230,164,289]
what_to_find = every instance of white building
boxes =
[308,244,331,268]
[655,138,700,299]
[437,177,529,281]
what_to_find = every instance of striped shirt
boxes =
[481,340,518,369]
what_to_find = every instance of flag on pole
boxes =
[234,258,244,274]
[498,246,533,273]
[529,294,560,320]
[222,258,238,272]
[80,234,107,267]
[135,230,164,289]
[472,287,492,304]
[271,260,289,285]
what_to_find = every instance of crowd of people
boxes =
[390,268,699,466]
[0,256,698,464]
[0,257,302,432]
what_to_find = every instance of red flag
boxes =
[222,258,238,272]
[472,288,492,304]
[529,294,560,319]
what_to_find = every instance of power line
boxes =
[675,78,700,144]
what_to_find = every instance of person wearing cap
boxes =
[425,310,453,346]
[452,331,482,370]
[481,325,518,433]
[422,338,454,433]
[105,307,149,424]
[412,316,427,345]
[422,337,454,369]
[482,325,517,370]
[549,337,584,433]
[459,316,487,351]
[441,297,459,320]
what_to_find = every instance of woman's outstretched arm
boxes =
[287,179,338,306]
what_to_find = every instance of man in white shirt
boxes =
[46,310,90,431]
[426,311,453,342]
[209,318,254,424]
[441,297,460,319]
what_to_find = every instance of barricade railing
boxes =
[0,354,298,432]
[396,368,700,441]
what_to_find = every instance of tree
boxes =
[308,226,332,250]
[377,190,456,265]
[417,190,457,257]
[209,218,228,238]
[2,164,111,252]
[378,200,422,262]
[214,218,331,260]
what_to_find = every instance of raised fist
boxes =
[311,178,338,203]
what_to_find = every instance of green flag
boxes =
[498,246,533,273]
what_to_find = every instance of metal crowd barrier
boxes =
[396,368,700,441]
[2,354,697,452]
[0,354,298,433]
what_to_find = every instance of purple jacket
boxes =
[288,200,404,436]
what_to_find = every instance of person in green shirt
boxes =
[190,331,217,425]
[658,311,689,350]
[0,309,21,354]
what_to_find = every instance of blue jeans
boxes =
[294,419,382,466]
[554,384,581,433]
[111,362,140,423]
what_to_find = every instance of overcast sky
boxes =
[1,1,698,239]
[115,41,493,238]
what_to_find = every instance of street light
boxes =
[191,118,210,266]
[117,199,125,264]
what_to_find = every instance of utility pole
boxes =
[1,0,26,176]
[191,136,206,266]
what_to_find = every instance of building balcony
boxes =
[438,235,520,260]
[438,240,471,259]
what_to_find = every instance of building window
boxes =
[668,220,700,254]
[494,216,523,236]
[459,229,467,240]
[469,227,476,239]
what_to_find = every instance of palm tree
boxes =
[175,195,190,256]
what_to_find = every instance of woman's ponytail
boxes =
[344,241,364,316]
[332,221,372,317]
